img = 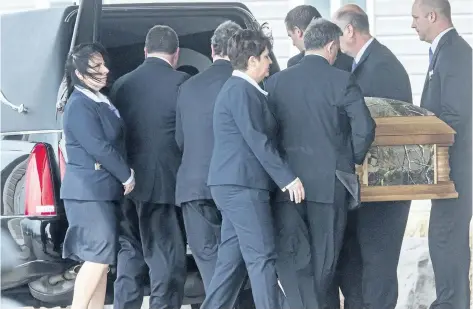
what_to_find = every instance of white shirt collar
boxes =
[431,27,454,54]
[354,37,375,64]
[232,70,268,96]
[75,86,111,106]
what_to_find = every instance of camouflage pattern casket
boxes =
[359,97,458,202]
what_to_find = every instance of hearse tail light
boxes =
[24,143,56,216]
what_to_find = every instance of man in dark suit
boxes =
[265,18,376,309]
[175,20,241,291]
[412,1,472,308]
[109,25,190,309]
[200,27,305,309]
[327,5,414,309]
[284,4,353,71]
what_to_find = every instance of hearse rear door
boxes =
[0,0,102,134]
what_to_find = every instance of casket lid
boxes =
[374,116,456,136]
[365,97,456,146]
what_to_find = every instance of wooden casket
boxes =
[358,97,458,202]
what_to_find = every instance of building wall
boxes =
[0,0,39,11]
[3,0,471,97]
[0,0,72,12]
[371,0,473,105]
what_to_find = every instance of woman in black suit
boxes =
[59,43,134,309]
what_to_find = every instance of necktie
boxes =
[429,47,433,66]
[351,60,357,72]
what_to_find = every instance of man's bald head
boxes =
[411,0,453,43]
[418,0,452,21]
[333,4,370,34]
[337,3,364,14]
[332,4,372,57]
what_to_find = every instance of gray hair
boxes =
[303,18,343,51]
[334,9,370,34]
[420,0,452,20]
[211,20,242,56]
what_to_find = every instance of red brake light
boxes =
[24,143,57,216]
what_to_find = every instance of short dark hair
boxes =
[334,9,370,33]
[304,18,343,51]
[211,20,242,56]
[145,25,179,54]
[227,25,273,71]
[285,5,322,31]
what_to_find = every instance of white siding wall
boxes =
[0,0,72,12]
[370,0,473,105]
[0,0,40,11]
[1,0,295,68]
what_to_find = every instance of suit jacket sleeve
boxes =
[230,89,296,189]
[173,74,191,152]
[175,89,184,151]
[287,53,303,68]
[334,52,353,72]
[67,100,131,183]
[342,75,376,165]
[438,51,472,135]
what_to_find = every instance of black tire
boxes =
[2,157,28,215]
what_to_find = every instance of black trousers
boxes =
[273,179,348,309]
[181,199,222,291]
[200,186,282,309]
[429,171,472,309]
[327,200,410,309]
[113,198,186,309]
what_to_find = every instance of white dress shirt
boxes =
[431,27,454,54]
[354,37,375,65]
[75,85,112,106]
[232,70,268,96]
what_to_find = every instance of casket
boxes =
[358,97,458,202]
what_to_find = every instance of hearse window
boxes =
[99,14,247,82]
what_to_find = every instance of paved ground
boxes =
[6,200,473,309]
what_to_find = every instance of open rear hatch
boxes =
[0,0,101,134]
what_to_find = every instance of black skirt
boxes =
[62,199,119,265]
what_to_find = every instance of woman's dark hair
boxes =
[227,24,273,71]
[57,42,109,112]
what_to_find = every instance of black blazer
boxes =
[175,60,233,205]
[352,39,413,103]
[110,57,190,204]
[287,50,353,72]
[60,89,130,201]
[421,29,472,187]
[207,76,296,191]
[266,55,376,204]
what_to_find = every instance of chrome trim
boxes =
[1,130,62,136]
[0,90,28,114]
[0,215,57,219]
